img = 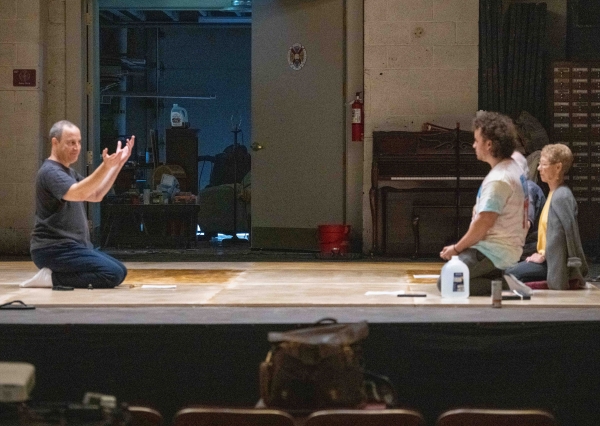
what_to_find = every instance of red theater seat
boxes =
[305,409,426,426]
[436,408,557,426]
[172,407,295,426]
[128,406,163,426]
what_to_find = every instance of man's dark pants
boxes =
[31,242,127,288]
[437,248,505,296]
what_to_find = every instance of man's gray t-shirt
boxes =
[30,159,91,251]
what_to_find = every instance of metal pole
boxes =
[232,128,240,238]
[225,121,246,244]
[455,122,461,242]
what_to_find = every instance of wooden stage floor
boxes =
[3,260,600,426]
[2,260,600,310]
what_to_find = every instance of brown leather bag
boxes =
[259,318,369,410]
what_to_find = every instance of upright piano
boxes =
[370,124,489,255]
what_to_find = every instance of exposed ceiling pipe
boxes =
[99,8,252,26]
[101,22,251,28]
[162,10,180,21]
[99,11,115,22]
[198,16,250,24]
[106,9,133,21]
[127,10,146,21]
[98,0,234,10]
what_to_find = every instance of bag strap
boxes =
[363,370,399,408]
[268,321,368,345]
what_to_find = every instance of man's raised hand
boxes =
[125,135,135,160]
[116,135,135,164]
[101,146,121,168]
[102,136,135,167]
[116,136,135,163]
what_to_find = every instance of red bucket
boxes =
[318,224,351,254]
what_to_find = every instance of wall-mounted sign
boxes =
[13,69,36,87]
[288,43,307,71]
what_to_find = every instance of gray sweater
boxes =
[546,185,588,289]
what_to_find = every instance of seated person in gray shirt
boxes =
[20,120,135,288]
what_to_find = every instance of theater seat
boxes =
[172,407,295,426]
[127,406,163,426]
[305,409,425,426]
[436,408,557,426]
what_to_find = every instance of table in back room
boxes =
[101,203,200,249]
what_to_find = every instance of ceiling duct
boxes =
[99,1,251,25]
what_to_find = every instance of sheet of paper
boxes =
[413,274,439,279]
[365,291,406,296]
[141,285,177,289]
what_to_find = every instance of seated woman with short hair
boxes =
[505,144,588,289]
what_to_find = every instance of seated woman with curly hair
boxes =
[505,143,588,289]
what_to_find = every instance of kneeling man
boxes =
[438,111,528,295]
[21,120,134,289]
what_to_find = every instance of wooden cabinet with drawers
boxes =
[552,62,600,253]
[552,62,600,203]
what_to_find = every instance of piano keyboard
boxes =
[390,176,484,181]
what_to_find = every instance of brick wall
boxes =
[0,0,46,254]
[46,0,66,126]
[363,0,479,252]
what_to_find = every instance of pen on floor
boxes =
[397,294,427,297]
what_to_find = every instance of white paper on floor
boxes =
[365,291,407,296]
[141,285,177,289]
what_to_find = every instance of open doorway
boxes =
[96,1,252,249]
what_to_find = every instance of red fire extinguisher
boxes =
[352,91,364,142]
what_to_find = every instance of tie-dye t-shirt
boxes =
[472,158,528,269]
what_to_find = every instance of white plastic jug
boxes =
[171,104,189,128]
[440,256,470,298]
